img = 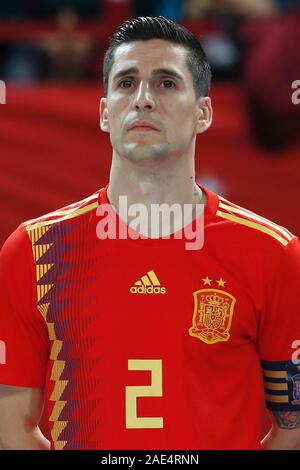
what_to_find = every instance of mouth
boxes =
[127,120,160,132]
[128,125,159,132]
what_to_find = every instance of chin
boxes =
[122,143,170,161]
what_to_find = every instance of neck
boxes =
[108,150,202,206]
[106,150,205,237]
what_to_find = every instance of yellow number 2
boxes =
[125,359,164,429]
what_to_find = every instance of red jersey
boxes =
[0,184,300,450]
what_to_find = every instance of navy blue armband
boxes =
[261,359,300,411]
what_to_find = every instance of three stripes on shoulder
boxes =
[217,197,294,247]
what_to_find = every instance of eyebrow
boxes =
[112,67,184,82]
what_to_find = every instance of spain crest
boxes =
[189,289,236,344]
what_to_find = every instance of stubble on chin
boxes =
[122,142,170,162]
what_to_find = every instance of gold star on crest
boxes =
[216,277,226,287]
[202,276,212,286]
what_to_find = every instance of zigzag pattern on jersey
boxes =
[217,196,294,246]
[26,222,70,450]
[25,191,101,449]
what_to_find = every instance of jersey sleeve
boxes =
[0,224,50,387]
[258,236,300,412]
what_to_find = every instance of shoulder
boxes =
[214,193,296,250]
[1,189,101,261]
[23,190,100,232]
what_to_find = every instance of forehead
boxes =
[110,39,190,80]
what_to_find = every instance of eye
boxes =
[119,80,132,88]
[160,80,176,89]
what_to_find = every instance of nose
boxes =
[132,81,156,111]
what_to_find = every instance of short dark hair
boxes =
[103,16,211,98]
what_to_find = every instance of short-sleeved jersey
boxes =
[0,184,300,450]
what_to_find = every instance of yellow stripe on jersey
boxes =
[50,381,68,402]
[37,303,50,321]
[219,196,294,238]
[50,340,63,361]
[219,200,293,242]
[37,284,53,303]
[36,263,54,282]
[54,441,67,450]
[265,394,289,403]
[27,225,50,244]
[216,210,289,246]
[263,370,287,379]
[51,421,68,442]
[33,244,53,262]
[24,192,100,227]
[47,323,56,341]
[49,401,67,422]
[264,381,288,391]
[51,361,66,381]
[25,201,99,231]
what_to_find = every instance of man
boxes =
[0,16,300,450]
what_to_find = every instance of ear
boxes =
[99,97,110,133]
[195,96,213,135]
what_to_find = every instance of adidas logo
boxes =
[130,270,166,295]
